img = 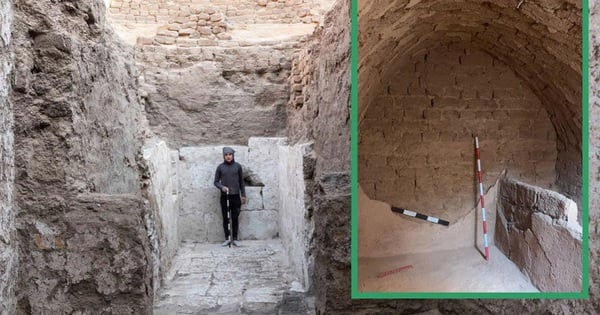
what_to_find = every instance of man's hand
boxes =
[241,196,247,205]
[222,186,229,193]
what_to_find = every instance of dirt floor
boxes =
[358,245,538,293]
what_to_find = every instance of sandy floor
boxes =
[358,246,538,293]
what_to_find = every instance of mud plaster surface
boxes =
[358,246,538,293]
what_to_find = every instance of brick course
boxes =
[359,42,557,222]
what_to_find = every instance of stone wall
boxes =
[0,0,16,312]
[177,138,285,243]
[278,142,315,289]
[495,177,582,292]
[359,42,557,223]
[141,138,180,293]
[107,0,327,25]
[10,0,154,312]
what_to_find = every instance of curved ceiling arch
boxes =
[359,0,582,200]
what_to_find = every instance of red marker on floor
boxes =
[376,264,413,278]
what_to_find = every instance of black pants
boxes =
[221,194,241,240]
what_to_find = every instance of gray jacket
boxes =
[214,161,246,197]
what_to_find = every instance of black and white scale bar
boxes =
[391,206,450,226]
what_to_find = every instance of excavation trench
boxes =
[2,0,342,313]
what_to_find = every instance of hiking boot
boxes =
[232,240,239,247]
[221,240,230,247]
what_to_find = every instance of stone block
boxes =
[154,36,176,45]
[178,28,196,36]
[239,210,279,240]
[216,33,232,40]
[157,29,179,37]
[197,39,218,46]
[245,187,264,210]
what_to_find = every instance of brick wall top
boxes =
[108,0,327,25]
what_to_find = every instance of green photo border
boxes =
[350,0,590,299]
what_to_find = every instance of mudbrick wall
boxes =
[359,41,558,222]
[285,0,350,312]
[136,40,297,147]
[10,0,155,313]
[107,0,327,25]
[106,0,326,148]
[0,0,16,313]
[359,0,582,207]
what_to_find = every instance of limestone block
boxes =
[245,187,264,210]
[205,211,225,242]
[176,38,199,46]
[169,17,187,24]
[197,26,212,35]
[182,22,196,29]
[247,137,287,209]
[197,39,218,47]
[216,33,232,40]
[261,185,280,210]
[157,29,179,37]
[238,210,279,240]
[178,28,196,36]
[168,24,182,31]
[154,36,176,45]
[211,26,225,34]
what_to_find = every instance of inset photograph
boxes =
[356,0,584,295]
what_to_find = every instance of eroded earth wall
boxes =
[10,0,154,312]
[106,0,332,148]
[0,0,16,312]
[285,0,351,311]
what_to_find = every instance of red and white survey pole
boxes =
[475,136,490,261]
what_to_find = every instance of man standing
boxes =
[214,147,247,246]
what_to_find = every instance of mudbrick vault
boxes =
[0,0,599,315]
